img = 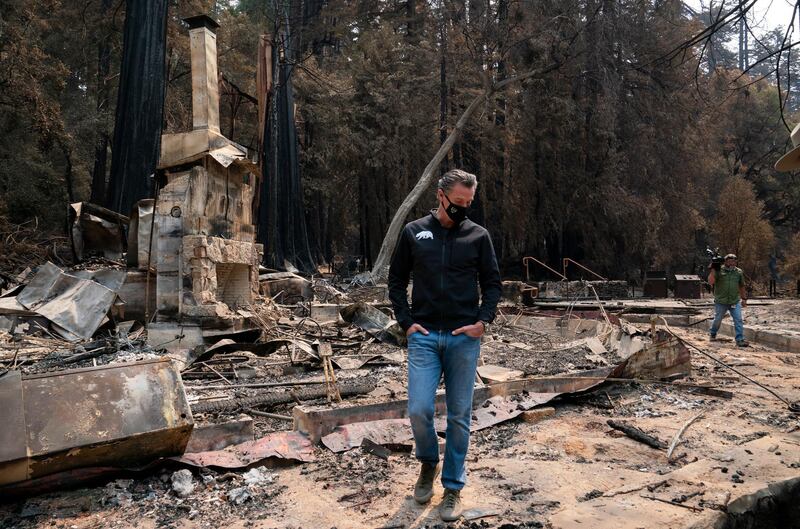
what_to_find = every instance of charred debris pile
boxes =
[0,234,702,498]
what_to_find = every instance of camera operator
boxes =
[708,254,748,347]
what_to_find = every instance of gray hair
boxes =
[437,169,477,193]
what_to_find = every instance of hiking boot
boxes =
[413,462,440,504]
[736,340,750,348]
[439,488,463,521]
[709,335,718,341]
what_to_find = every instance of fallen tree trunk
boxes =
[191,379,376,414]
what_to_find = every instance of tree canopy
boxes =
[1,0,797,283]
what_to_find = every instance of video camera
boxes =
[706,247,723,271]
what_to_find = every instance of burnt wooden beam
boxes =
[607,420,667,450]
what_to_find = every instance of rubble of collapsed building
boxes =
[4,247,800,528]
[1,16,799,529]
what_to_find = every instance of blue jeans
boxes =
[407,330,480,491]
[709,301,744,343]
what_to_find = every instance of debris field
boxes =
[0,259,798,529]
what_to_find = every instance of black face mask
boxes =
[442,193,469,224]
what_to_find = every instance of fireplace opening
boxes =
[215,263,251,308]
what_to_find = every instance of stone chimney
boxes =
[183,15,220,134]
[152,14,262,331]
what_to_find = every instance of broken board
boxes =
[477,364,525,383]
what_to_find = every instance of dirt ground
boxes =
[741,299,800,331]
[1,303,799,529]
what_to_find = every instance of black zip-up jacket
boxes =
[388,212,502,332]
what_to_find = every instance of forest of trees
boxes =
[1,0,799,284]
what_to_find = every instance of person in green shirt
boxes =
[708,253,749,347]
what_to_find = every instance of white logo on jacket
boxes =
[415,230,434,241]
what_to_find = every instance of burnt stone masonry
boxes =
[146,15,263,329]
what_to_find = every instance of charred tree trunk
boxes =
[358,166,390,269]
[105,0,168,216]
[306,188,328,265]
[450,87,463,167]
[90,135,110,204]
[438,0,449,172]
[257,29,316,274]
[358,170,372,268]
[58,139,75,204]
[89,0,113,204]
[406,0,418,42]
[485,0,509,258]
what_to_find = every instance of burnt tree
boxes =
[89,0,114,204]
[105,0,168,215]
[257,23,316,274]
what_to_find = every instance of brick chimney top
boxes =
[183,14,219,32]
[183,14,220,133]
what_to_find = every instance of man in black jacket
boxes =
[388,169,502,521]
